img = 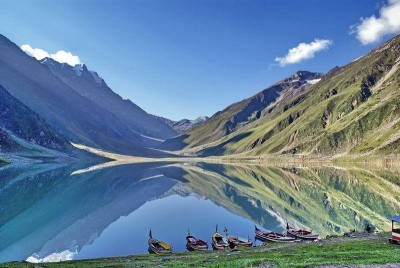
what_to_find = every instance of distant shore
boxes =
[2,233,400,267]
[3,142,400,170]
[72,143,400,166]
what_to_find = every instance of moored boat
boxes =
[227,235,252,249]
[286,223,319,241]
[255,226,297,242]
[211,226,229,250]
[148,229,173,254]
[186,231,208,251]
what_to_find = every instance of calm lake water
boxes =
[1,161,399,263]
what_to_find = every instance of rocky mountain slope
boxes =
[0,84,68,152]
[153,115,209,134]
[41,58,176,143]
[192,34,400,157]
[159,71,323,151]
[0,34,169,156]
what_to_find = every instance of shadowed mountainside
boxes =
[0,84,68,152]
[0,34,171,157]
[42,58,176,145]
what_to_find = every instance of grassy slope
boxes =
[183,35,400,157]
[160,72,321,152]
[2,235,400,267]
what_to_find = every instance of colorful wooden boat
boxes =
[286,223,319,241]
[227,235,252,249]
[211,226,229,250]
[186,231,208,251]
[255,226,297,242]
[148,229,173,254]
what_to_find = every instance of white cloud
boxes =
[352,0,400,45]
[50,50,81,66]
[21,44,81,66]
[21,44,50,60]
[275,39,332,67]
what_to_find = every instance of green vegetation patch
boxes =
[2,237,400,268]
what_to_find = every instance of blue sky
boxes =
[1,0,399,120]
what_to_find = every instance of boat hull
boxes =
[212,243,229,250]
[286,225,319,241]
[186,243,208,251]
[148,245,173,254]
[186,235,208,251]
[211,232,229,250]
[255,227,297,243]
[148,238,173,254]
[287,231,319,241]
[228,236,253,249]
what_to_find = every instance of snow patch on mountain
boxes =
[307,78,321,85]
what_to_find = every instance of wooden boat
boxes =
[211,226,229,250]
[255,226,297,242]
[186,231,208,251]
[286,223,319,241]
[227,235,252,249]
[148,229,173,254]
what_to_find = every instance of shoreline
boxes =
[71,143,400,168]
[2,233,399,267]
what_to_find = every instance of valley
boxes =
[2,1,400,267]
[1,34,400,165]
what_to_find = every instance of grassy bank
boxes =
[2,234,400,268]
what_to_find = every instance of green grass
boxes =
[2,237,400,268]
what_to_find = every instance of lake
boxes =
[1,161,399,263]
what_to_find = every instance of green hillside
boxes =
[184,34,400,157]
[159,71,322,151]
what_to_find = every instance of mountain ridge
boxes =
[159,70,323,151]
[0,34,171,157]
[190,34,400,157]
[152,115,209,134]
[41,57,177,143]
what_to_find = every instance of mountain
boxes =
[0,34,169,156]
[187,34,400,157]
[153,115,209,134]
[0,84,68,153]
[159,71,323,151]
[41,58,176,143]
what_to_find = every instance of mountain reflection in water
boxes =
[1,161,399,263]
